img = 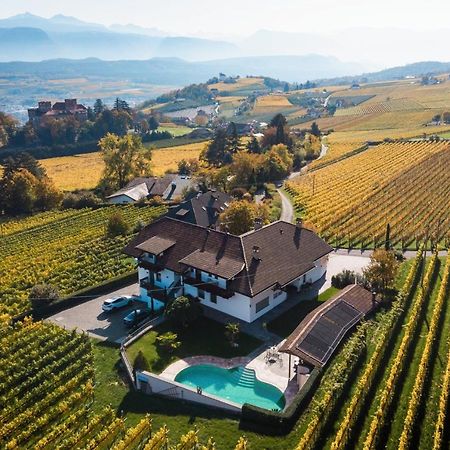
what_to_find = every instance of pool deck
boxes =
[160,340,310,408]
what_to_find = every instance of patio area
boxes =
[159,339,312,408]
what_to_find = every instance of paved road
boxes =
[47,283,140,343]
[277,188,294,223]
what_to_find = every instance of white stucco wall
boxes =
[107,195,134,204]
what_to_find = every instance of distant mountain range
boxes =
[0,55,364,85]
[0,13,238,61]
[1,12,449,68]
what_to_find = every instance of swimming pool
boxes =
[174,364,285,410]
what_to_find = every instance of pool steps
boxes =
[230,367,256,388]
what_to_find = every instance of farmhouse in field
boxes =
[107,175,196,204]
[124,218,332,322]
[28,99,87,125]
[165,190,231,228]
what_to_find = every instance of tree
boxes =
[147,116,159,131]
[226,122,242,155]
[34,177,63,211]
[114,97,131,113]
[231,151,264,188]
[156,332,181,354]
[204,128,228,166]
[443,111,450,124]
[106,211,129,237]
[263,144,293,181]
[99,133,152,189]
[178,158,200,176]
[311,122,321,137]
[29,283,60,309]
[225,322,240,347]
[165,296,202,327]
[270,113,287,128]
[363,249,399,299]
[247,136,262,154]
[93,99,105,116]
[385,223,391,250]
[219,200,269,235]
[0,169,37,214]
[133,350,150,373]
[0,111,17,147]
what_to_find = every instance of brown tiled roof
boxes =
[124,218,333,298]
[136,236,176,255]
[236,221,332,296]
[149,175,176,196]
[124,218,244,281]
[279,284,377,367]
[166,190,232,227]
[179,250,244,279]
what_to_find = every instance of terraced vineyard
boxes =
[294,249,450,450]
[287,140,450,248]
[0,205,165,316]
[334,98,425,116]
[0,317,246,449]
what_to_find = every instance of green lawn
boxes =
[438,131,450,138]
[267,286,340,338]
[158,125,193,137]
[126,317,262,374]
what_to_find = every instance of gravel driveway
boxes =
[47,283,140,343]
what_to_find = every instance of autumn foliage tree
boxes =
[99,133,152,190]
[363,249,400,299]
[219,199,269,235]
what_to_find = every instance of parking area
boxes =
[47,283,142,343]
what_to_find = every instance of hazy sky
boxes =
[1,0,449,37]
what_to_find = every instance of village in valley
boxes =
[0,3,450,450]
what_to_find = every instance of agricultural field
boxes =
[40,141,207,191]
[156,123,192,137]
[287,140,450,248]
[0,317,247,448]
[334,98,425,116]
[309,139,366,170]
[0,205,165,316]
[299,249,450,450]
[208,76,266,94]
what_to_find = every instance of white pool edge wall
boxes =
[136,370,242,413]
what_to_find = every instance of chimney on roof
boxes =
[254,217,263,230]
[372,291,377,306]
[252,245,261,260]
[296,217,303,228]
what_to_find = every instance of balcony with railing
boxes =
[183,275,234,299]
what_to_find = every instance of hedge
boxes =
[0,140,98,161]
[14,270,138,321]
[240,367,322,435]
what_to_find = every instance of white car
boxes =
[102,296,133,312]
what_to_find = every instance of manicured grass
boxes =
[157,124,192,137]
[267,286,340,338]
[126,317,262,374]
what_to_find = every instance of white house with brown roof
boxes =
[124,217,333,322]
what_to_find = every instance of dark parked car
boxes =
[123,309,150,327]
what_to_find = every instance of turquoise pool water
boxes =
[174,364,285,410]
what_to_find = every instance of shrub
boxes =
[62,191,101,209]
[331,270,366,289]
[165,296,202,327]
[156,332,181,353]
[106,211,129,237]
[133,219,146,233]
[29,284,60,309]
[149,195,164,206]
[225,322,240,347]
[133,350,150,372]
